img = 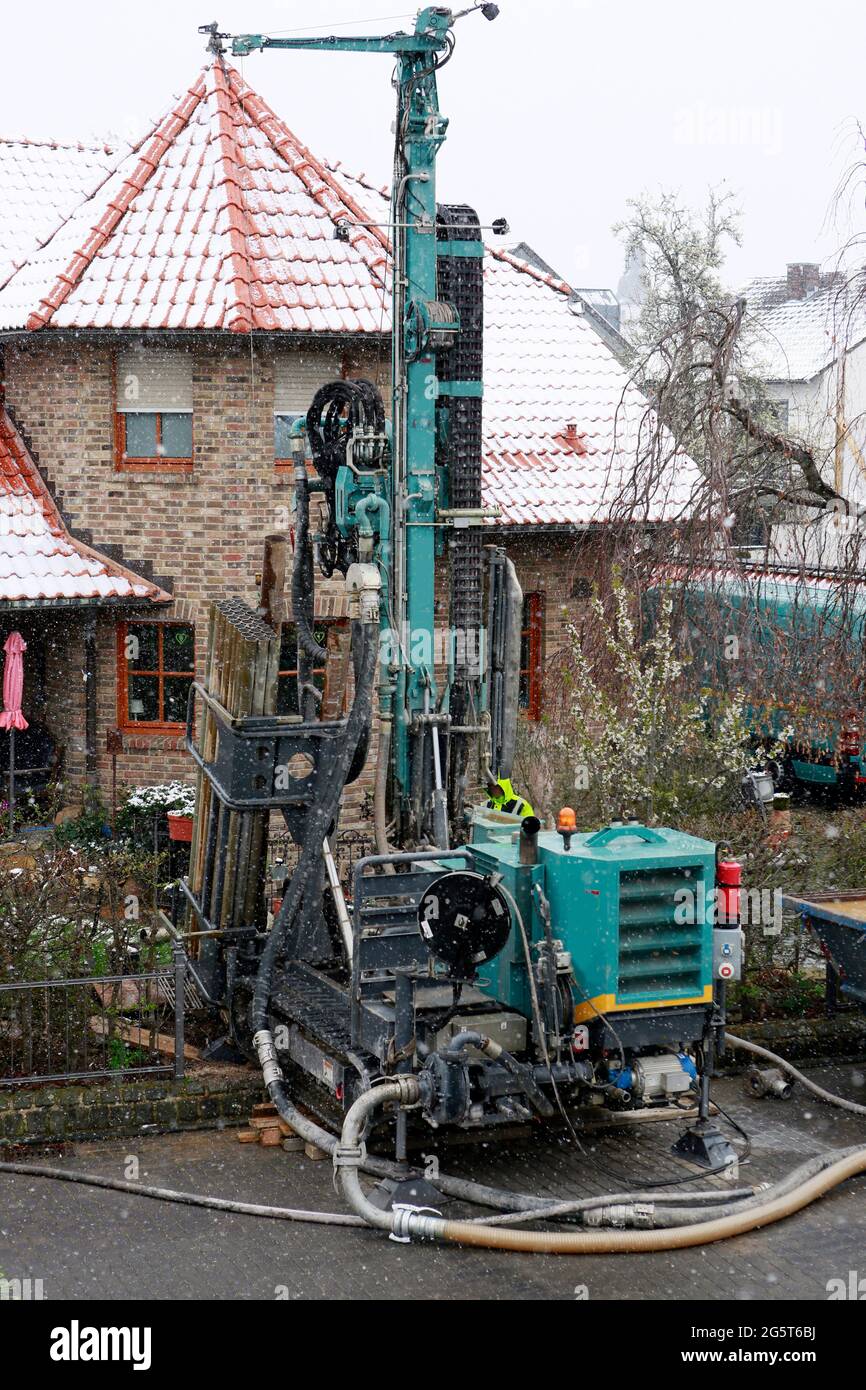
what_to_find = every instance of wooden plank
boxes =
[88,1017,201,1062]
[798,896,866,924]
[187,563,283,946]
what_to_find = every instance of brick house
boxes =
[0,56,695,812]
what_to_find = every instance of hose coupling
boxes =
[583,1202,656,1229]
[252,1029,283,1088]
[391,1206,444,1242]
[333,1142,367,1169]
[390,1074,423,1105]
[746,1066,793,1101]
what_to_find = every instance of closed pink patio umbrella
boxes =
[0,631,29,833]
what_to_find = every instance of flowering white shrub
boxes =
[124,782,196,817]
[551,579,752,824]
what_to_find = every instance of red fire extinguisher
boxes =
[716,857,741,927]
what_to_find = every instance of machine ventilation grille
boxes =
[617,866,704,1001]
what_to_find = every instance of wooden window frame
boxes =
[117,621,196,732]
[520,592,545,721]
[113,355,194,473]
[115,409,194,473]
[273,354,369,470]
[274,411,304,473]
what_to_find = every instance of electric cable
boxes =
[0,1161,364,1227]
[468,1144,866,1231]
[497,879,588,1155]
[709,1093,752,1162]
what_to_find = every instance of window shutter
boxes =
[274,352,342,414]
[116,351,193,412]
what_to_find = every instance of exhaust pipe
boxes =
[520,815,541,865]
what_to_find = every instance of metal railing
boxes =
[266,826,374,903]
[0,944,188,1086]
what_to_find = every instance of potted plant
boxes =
[164,785,196,842]
[120,782,196,843]
[167,807,195,843]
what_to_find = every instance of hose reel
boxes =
[417,870,512,975]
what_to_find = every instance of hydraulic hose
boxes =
[254,1054,563,1213]
[727,1033,866,1117]
[0,1150,754,1230]
[333,1077,866,1253]
[373,711,397,870]
[10,1144,863,1254]
[334,1079,418,1232]
[418,1150,866,1253]
[469,1185,762,1227]
[291,469,328,664]
[577,1145,866,1230]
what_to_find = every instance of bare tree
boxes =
[540,186,866,804]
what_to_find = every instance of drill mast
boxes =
[208,5,503,847]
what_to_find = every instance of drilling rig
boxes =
[179,8,743,1181]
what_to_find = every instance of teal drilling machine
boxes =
[182,9,743,1188]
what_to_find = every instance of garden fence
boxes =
[0,944,188,1085]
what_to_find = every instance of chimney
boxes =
[786,263,820,300]
[561,422,586,453]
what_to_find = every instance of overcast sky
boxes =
[4,0,864,292]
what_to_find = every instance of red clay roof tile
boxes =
[0,61,388,335]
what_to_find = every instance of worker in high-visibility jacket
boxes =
[485,776,534,818]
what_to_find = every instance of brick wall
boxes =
[5,340,382,802]
[502,530,609,676]
[0,1069,265,1146]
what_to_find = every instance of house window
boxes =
[118,622,195,729]
[115,350,193,468]
[275,413,303,465]
[770,397,790,431]
[277,622,341,716]
[519,593,545,721]
[274,353,341,466]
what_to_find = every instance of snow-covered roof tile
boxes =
[743,270,866,382]
[0,134,125,289]
[481,248,700,526]
[0,62,389,335]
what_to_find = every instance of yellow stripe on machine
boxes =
[573,985,714,1024]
